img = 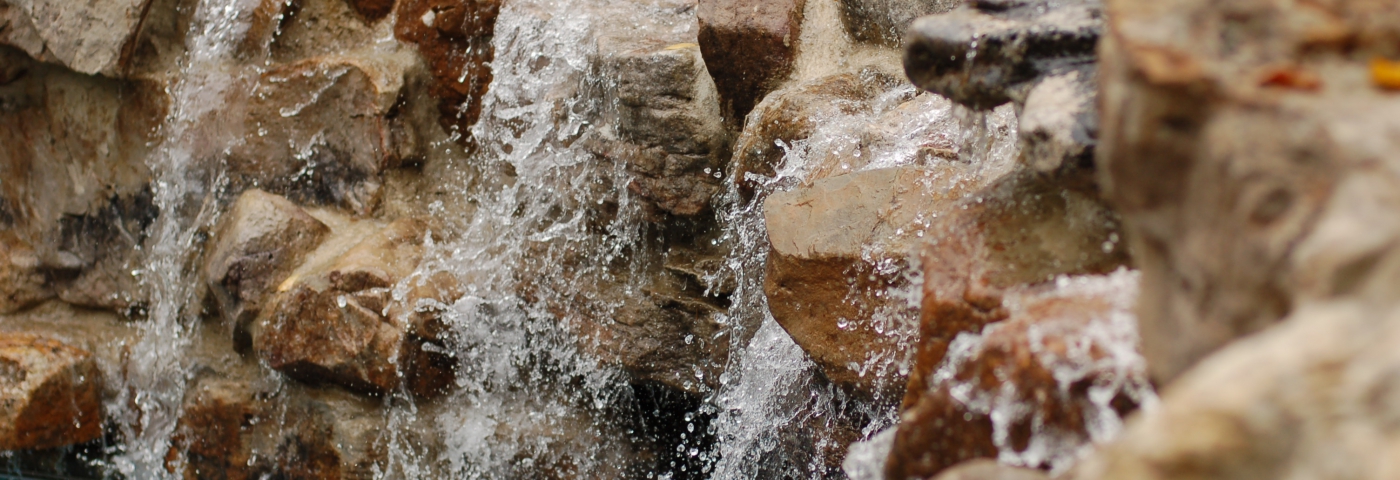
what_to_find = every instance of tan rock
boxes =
[731,69,908,197]
[0,333,103,450]
[1097,0,1400,383]
[839,0,960,46]
[0,0,149,76]
[0,232,50,313]
[698,0,807,121]
[889,271,1150,478]
[930,459,1048,480]
[1067,300,1400,480]
[763,165,984,399]
[204,189,331,348]
[255,218,458,397]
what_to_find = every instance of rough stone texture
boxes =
[203,189,331,346]
[889,271,1148,477]
[0,48,163,313]
[588,10,730,217]
[839,0,959,46]
[931,459,1048,480]
[393,0,499,138]
[1068,301,1400,480]
[255,217,458,397]
[1097,0,1400,383]
[230,55,420,214]
[698,0,806,122]
[764,166,982,399]
[731,69,907,197]
[0,232,50,313]
[0,0,149,76]
[169,377,408,479]
[904,0,1102,110]
[0,333,103,451]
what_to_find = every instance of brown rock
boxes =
[170,377,407,479]
[731,69,908,197]
[763,165,985,400]
[204,189,331,348]
[930,459,1048,480]
[393,0,499,139]
[1067,300,1400,480]
[839,0,959,46]
[1097,0,1400,383]
[889,271,1150,478]
[587,8,730,217]
[255,218,459,397]
[0,0,150,76]
[0,232,50,313]
[0,333,103,451]
[698,0,807,121]
[909,171,1128,402]
[230,56,420,213]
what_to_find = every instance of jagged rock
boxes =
[203,189,331,346]
[731,69,908,196]
[229,55,423,214]
[1067,300,1400,480]
[0,233,50,313]
[0,0,149,76]
[838,0,959,46]
[909,171,1128,396]
[698,0,806,121]
[255,217,458,397]
[903,0,1102,110]
[170,377,410,479]
[0,49,164,313]
[1097,0,1400,383]
[0,333,103,451]
[764,165,984,399]
[930,459,1048,480]
[590,16,729,217]
[888,271,1150,478]
[393,0,499,138]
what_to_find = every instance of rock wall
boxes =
[3,0,1399,478]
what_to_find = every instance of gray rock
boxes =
[839,0,960,46]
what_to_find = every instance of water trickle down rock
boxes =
[255,216,460,398]
[0,333,104,451]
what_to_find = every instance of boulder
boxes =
[0,0,149,76]
[393,0,500,138]
[698,0,807,121]
[0,333,103,451]
[589,9,729,217]
[170,377,413,479]
[0,49,164,313]
[0,232,50,313]
[930,459,1048,480]
[255,217,459,397]
[1096,0,1400,383]
[230,55,421,214]
[903,0,1102,110]
[731,69,908,197]
[838,0,959,46]
[909,171,1128,399]
[763,165,983,399]
[888,270,1150,478]
[1067,300,1400,480]
[203,189,331,348]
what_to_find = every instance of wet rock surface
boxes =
[698,0,806,121]
[0,333,103,451]
[839,0,959,46]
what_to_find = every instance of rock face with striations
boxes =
[0,333,103,451]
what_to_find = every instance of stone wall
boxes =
[3,0,1400,478]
